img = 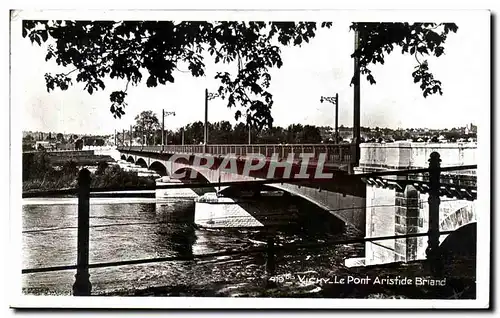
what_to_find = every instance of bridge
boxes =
[117,141,477,266]
[118,143,367,231]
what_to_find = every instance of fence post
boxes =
[426,151,442,275]
[73,168,92,296]
[72,168,92,296]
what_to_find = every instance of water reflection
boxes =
[155,200,196,258]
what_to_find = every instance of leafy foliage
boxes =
[91,165,155,188]
[179,121,204,144]
[22,20,457,129]
[169,120,324,144]
[96,160,109,175]
[134,110,160,145]
[22,154,79,190]
[350,22,458,96]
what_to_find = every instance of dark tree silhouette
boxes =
[208,120,233,144]
[301,125,322,143]
[257,126,286,144]
[286,124,304,143]
[56,132,64,142]
[350,23,458,97]
[134,110,160,145]
[183,121,204,144]
[22,21,457,129]
[231,122,249,144]
[74,138,83,150]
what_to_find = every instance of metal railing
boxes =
[119,143,356,164]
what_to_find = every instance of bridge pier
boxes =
[394,185,419,263]
[364,183,421,265]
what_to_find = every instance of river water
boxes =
[22,196,364,296]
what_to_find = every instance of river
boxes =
[22,195,364,296]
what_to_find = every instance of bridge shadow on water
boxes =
[154,199,197,258]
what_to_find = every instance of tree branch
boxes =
[63,68,78,77]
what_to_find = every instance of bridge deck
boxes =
[119,143,356,165]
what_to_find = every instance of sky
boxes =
[12,12,490,135]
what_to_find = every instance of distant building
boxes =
[465,123,477,135]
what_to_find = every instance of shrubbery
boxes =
[91,164,155,189]
[22,154,155,192]
[23,151,79,191]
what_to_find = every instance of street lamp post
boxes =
[162,109,176,151]
[142,117,145,146]
[248,123,251,145]
[205,88,219,153]
[320,93,339,143]
[353,29,361,163]
[129,125,133,147]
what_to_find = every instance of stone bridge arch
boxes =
[120,154,126,160]
[149,161,168,176]
[172,166,213,184]
[136,158,148,168]
[438,222,476,270]
[265,183,365,230]
[435,204,477,257]
[440,205,476,232]
[126,156,135,163]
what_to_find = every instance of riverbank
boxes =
[99,255,475,299]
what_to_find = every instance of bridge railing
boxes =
[120,143,355,164]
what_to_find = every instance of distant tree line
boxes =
[167,121,325,144]
[131,111,332,145]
